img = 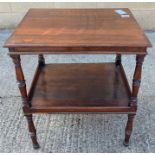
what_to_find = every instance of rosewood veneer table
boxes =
[4,8,151,149]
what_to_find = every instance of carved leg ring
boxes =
[10,54,40,149]
[123,55,145,146]
[124,114,135,146]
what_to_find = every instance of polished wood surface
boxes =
[10,55,39,149]
[6,9,150,148]
[5,9,151,54]
[29,63,132,113]
[123,54,145,146]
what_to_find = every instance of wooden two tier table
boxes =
[4,8,151,149]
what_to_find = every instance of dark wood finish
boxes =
[28,63,132,113]
[130,55,145,107]
[115,54,122,66]
[38,54,45,66]
[10,54,39,149]
[4,9,151,55]
[25,114,40,149]
[123,54,145,146]
[5,9,151,149]
[124,114,135,146]
[10,55,29,112]
[8,46,148,55]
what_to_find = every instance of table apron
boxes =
[8,47,147,55]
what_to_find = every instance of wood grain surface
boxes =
[28,63,133,113]
[4,9,151,54]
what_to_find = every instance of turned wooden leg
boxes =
[124,54,145,146]
[38,54,45,66]
[115,54,122,66]
[10,54,40,149]
[124,114,135,146]
[25,114,40,149]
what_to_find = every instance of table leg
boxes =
[124,114,135,146]
[115,54,122,66]
[124,54,145,146]
[10,54,40,149]
[38,54,45,66]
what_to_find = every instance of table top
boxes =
[4,8,151,54]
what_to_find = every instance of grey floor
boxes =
[0,30,155,153]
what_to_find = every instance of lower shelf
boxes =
[28,63,134,113]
